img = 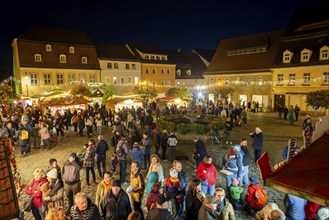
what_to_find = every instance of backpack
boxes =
[20,130,29,140]
[253,187,268,206]
[62,162,79,183]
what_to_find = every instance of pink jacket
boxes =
[39,127,50,140]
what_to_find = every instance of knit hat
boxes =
[204,195,219,204]
[232,178,239,186]
[69,152,77,158]
[49,158,57,165]
[249,176,259,184]
[169,168,178,178]
[232,144,241,152]
[47,169,58,179]
[227,149,236,156]
[112,179,121,187]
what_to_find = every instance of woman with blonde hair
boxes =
[25,168,48,220]
[196,155,217,195]
[214,187,235,220]
[145,154,164,193]
[250,127,263,162]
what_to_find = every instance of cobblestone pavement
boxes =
[16,112,306,219]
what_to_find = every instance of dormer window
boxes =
[81,56,88,64]
[34,54,42,62]
[320,46,329,61]
[45,44,52,52]
[301,48,312,62]
[176,69,181,76]
[59,54,67,63]
[69,46,75,53]
[145,55,149,59]
[186,69,191,76]
[151,55,155,60]
[283,50,293,63]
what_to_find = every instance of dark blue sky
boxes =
[0,0,328,80]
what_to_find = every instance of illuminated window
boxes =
[283,50,293,63]
[303,73,311,85]
[79,73,85,84]
[209,78,214,84]
[59,54,67,63]
[81,56,88,64]
[161,68,165,74]
[233,77,240,84]
[56,73,64,84]
[44,73,51,85]
[245,77,251,85]
[288,73,296,85]
[277,74,283,85]
[113,77,117,84]
[224,78,229,85]
[69,46,75,53]
[323,72,329,84]
[114,63,119,69]
[45,44,52,52]
[320,46,329,61]
[29,73,38,85]
[34,54,42,62]
[176,69,181,76]
[300,49,312,62]
[90,74,95,83]
[68,74,76,84]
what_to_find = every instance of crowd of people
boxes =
[0,102,327,220]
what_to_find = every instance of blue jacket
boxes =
[284,194,307,220]
[222,155,242,177]
[96,140,109,159]
[251,132,263,150]
[130,147,143,165]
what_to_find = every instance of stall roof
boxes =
[264,134,329,206]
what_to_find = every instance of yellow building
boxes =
[12,27,100,96]
[204,30,284,110]
[126,44,176,93]
[271,8,329,112]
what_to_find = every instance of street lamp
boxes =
[24,76,29,96]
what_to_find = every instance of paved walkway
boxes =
[16,111,307,219]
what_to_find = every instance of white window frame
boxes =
[29,73,38,85]
[323,72,329,84]
[68,74,76,84]
[34,54,42,62]
[257,76,263,86]
[89,74,95,83]
[107,63,112,69]
[186,69,191,76]
[245,77,251,86]
[56,73,64,85]
[126,64,130,69]
[132,64,136,70]
[69,46,75,53]
[59,54,67,63]
[320,46,329,61]
[176,69,181,76]
[81,57,88,64]
[288,73,296,85]
[301,49,312,62]
[283,50,293,63]
[45,44,52,52]
[277,74,283,85]
[44,73,51,85]
[79,73,86,84]
[303,73,311,85]
[114,63,119,69]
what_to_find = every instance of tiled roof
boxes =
[204,30,284,75]
[18,26,94,45]
[96,44,140,61]
[191,48,215,62]
[0,139,19,219]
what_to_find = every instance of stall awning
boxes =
[263,135,329,206]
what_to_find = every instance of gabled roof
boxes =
[17,26,94,45]
[204,30,284,75]
[191,48,215,62]
[126,44,176,64]
[96,44,139,61]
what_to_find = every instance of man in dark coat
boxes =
[96,135,109,178]
[100,179,132,220]
[193,138,207,169]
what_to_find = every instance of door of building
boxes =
[274,94,285,111]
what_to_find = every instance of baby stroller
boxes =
[207,130,226,146]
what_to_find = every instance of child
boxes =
[230,178,243,210]
[77,144,87,163]
[165,168,180,198]
[109,154,118,175]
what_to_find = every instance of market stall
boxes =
[39,96,90,115]
[115,99,143,111]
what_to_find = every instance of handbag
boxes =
[23,196,34,212]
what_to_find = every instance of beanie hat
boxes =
[112,179,121,187]
[47,169,58,179]
[232,178,239,186]
[70,152,77,158]
[249,176,259,184]
[227,149,236,156]
[169,168,178,179]
[232,144,241,152]
[49,158,57,165]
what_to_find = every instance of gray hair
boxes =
[98,135,104,140]
[74,192,87,203]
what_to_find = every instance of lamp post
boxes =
[24,76,29,96]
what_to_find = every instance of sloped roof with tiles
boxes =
[96,44,139,61]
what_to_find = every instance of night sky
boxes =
[0,0,328,81]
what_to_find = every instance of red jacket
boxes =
[25,178,48,207]
[246,183,263,209]
[196,162,217,186]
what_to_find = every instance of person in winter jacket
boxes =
[96,135,109,178]
[250,127,263,162]
[146,182,163,211]
[225,117,234,145]
[256,202,285,220]
[240,138,251,186]
[100,179,132,220]
[185,179,205,220]
[42,169,64,212]
[167,132,178,162]
[222,149,242,188]
[196,155,217,196]
[140,132,152,169]
[70,192,101,220]
[193,138,207,169]
[146,154,164,193]
[130,142,143,166]
[198,195,219,220]
[244,176,266,216]
[39,122,51,150]
[229,178,243,210]
[95,172,112,207]
[16,123,29,156]
[305,201,320,220]
[214,187,235,220]
[84,139,97,185]
[25,168,48,220]
[130,161,146,219]
[284,193,307,220]
[116,136,129,184]
[160,130,169,161]
[146,194,173,220]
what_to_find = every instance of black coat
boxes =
[146,208,173,220]
[185,191,202,220]
[100,189,132,220]
[194,139,207,158]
